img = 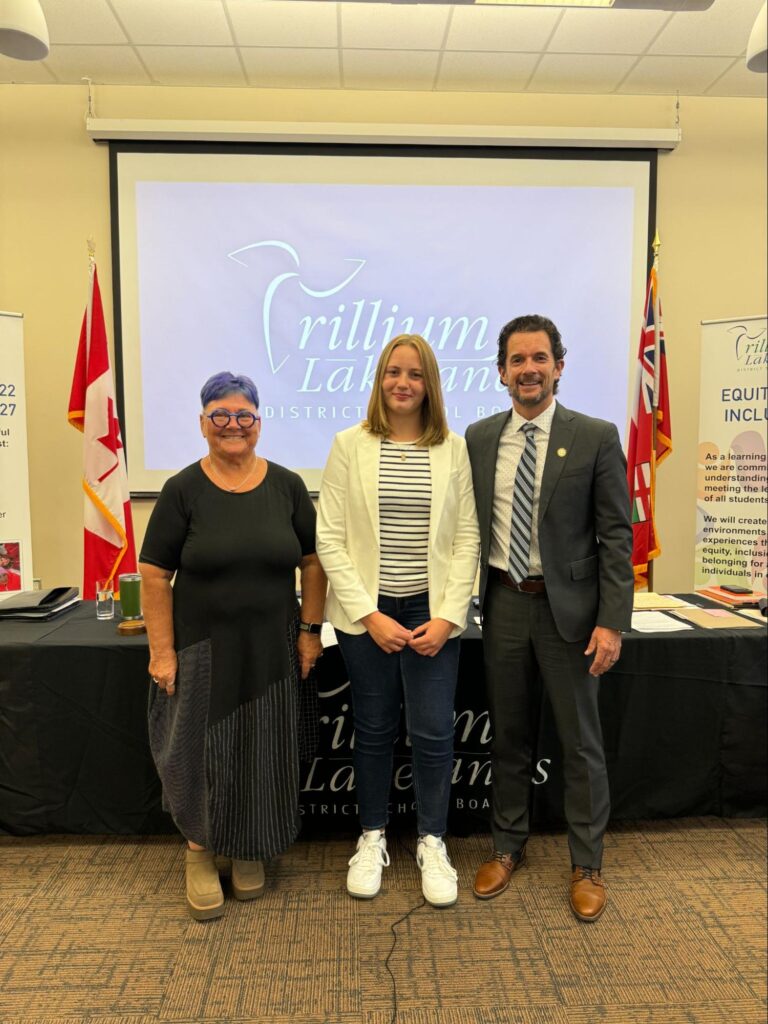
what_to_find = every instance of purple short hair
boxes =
[200,372,259,409]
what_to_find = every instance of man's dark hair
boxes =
[496,314,567,382]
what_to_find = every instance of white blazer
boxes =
[316,424,480,637]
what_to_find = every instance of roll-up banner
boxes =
[696,315,767,590]
[0,312,34,593]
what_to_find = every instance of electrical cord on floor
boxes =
[383,834,426,1024]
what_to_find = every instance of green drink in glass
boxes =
[118,573,142,620]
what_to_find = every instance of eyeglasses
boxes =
[204,410,261,429]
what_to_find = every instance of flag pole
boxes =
[648,232,661,592]
[86,238,96,358]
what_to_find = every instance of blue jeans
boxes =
[336,592,460,837]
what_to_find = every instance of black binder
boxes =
[0,587,80,620]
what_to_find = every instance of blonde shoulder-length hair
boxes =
[363,334,449,447]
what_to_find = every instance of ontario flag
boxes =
[626,259,673,587]
[67,263,137,599]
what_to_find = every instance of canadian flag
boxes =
[67,263,137,598]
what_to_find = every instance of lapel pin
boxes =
[557,447,567,458]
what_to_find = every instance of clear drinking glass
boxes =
[96,578,115,620]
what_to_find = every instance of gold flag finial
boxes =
[87,237,96,263]
[652,231,661,256]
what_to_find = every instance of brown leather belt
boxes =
[490,567,546,594]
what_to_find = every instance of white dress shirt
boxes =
[489,400,557,577]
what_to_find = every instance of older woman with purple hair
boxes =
[139,371,326,920]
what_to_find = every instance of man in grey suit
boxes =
[465,314,633,922]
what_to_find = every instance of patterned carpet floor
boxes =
[0,818,765,1024]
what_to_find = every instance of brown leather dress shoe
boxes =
[569,867,606,922]
[473,847,527,900]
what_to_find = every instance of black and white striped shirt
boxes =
[378,440,431,597]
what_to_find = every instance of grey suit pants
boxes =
[482,576,609,868]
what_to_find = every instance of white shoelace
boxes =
[349,836,390,868]
[418,840,457,880]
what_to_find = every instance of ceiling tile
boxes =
[110,0,233,46]
[41,0,127,45]
[0,53,57,84]
[651,0,765,57]
[241,47,341,89]
[342,49,440,91]
[341,4,450,51]
[705,57,768,97]
[227,1,339,48]
[437,51,538,93]
[137,46,246,86]
[43,44,151,85]
[446,6,563,53]
[11,0,767,97]
[548,8,672,55]
[529,53,636,94]
[618,55,734,95]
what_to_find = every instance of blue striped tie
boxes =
[508,422,537,583]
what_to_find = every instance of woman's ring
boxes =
[151,676,159,683]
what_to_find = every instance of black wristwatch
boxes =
[299,621,323,635]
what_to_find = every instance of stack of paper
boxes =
[632,593,691,611]
[735,608,768,623]
[631,611,693,633]
[0,587,80,620]
[672,607,763,630]
[697,585,766,607]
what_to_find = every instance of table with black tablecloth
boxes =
[0,599,765,835]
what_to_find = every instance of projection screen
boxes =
[111,145,655,494]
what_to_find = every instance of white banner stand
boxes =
[0,312,34,594]
[696,315,767,591]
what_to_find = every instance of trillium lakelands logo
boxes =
[298,680,553,820]
[227,240,508,401]
[732,323,768,371]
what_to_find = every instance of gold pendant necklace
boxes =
[389,439,414,462]
[206,456,258,492]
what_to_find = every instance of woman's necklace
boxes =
[206,456,259,492]
[388,439,417,462]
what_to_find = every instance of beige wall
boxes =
[1,84,765,593]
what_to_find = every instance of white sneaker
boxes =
[347,830,390,899]
[417,835,458,908]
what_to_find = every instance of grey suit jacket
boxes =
[465,402,633,643]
